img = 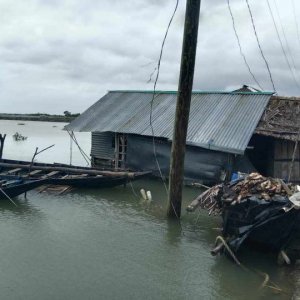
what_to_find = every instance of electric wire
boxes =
[147,67,158,83]
[149,0,179,197]
[245,0,277,92]
[149,0,184,221]
[266,0,300,91]
[273,0,300,84]
[291,0,300,47]
[226,0,263,90]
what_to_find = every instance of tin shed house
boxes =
[66,90,300,184]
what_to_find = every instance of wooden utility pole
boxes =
[0,134,6,159]
[167,0,201,218]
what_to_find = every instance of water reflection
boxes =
[166,219,182,246]
[0,193,44,219]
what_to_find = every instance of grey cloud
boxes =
[0,0,300,114]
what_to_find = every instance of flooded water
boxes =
[0,120,297,299]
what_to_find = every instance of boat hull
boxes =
[0,179,47,198]
[0,159,150,189]
[47,176,129,188]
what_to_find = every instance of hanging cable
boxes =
[147,67,158,83]
[147,0,187,223]
[226,0,263,90]
[149,0,179,197]
[245,0,277,92]
[273,0,300,84]
[291,0,300,47]
[266,0,300,91]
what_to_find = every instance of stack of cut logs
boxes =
[186,173,297,215]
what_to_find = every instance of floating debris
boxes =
[12,132,27,141]
[187,173,298,214]
[187,173,300,256]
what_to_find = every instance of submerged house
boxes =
[66,90,300,184]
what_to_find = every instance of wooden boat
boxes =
[0,159,151,189]
[0,175,47,198]
[47,175,135,188]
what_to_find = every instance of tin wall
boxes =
[91,132,115,160]
[126,134,233,184]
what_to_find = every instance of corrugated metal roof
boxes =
[66,90,272,154]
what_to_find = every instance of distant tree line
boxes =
[0,112,81,123]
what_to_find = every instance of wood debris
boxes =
[187,172,297,215]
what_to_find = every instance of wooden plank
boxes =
[39,185,72,194]
[7,168,22,174]
[28,169,43,176]
[58,186,73,195]
[41,171,61,179]
[38,185,51,193]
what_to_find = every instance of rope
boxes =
[70,133,73,165]
[215,236,242,266]
[128,180,139,199]
[71,131,90,163]
[214,235,283,292]
[66,130,90,165]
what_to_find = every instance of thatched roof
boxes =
[255,96,300,141]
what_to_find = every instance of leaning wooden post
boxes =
[0,134,6,159]
[167,0,201,219]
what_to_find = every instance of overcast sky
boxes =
[1,0,299,113]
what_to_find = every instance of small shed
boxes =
[66,90,281,184]
[251,96,300,183]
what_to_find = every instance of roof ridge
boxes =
[108,89,274,95]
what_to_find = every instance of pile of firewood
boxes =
[225,173,295,202]
[186,173,298,215]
